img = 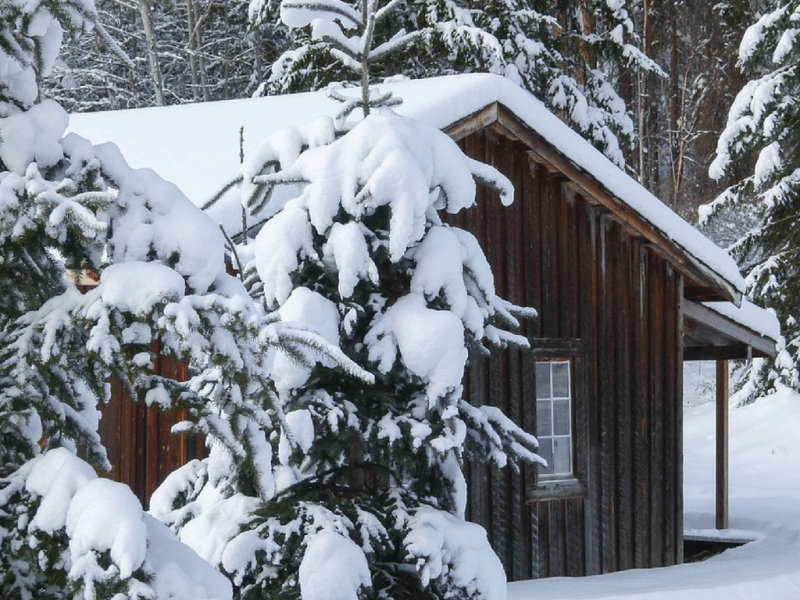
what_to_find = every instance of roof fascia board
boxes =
[445,103,499,141]
[683,300,778,359]
[444,102,741,305]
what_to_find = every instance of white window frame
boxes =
[535,359,574,480]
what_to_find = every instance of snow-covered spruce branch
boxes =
[201,174,244,211]
[326,84,402,125]
[459,400,544,471]
[467,157,514,207]
[267,322,375,384]
[246,175,308,216]
[368,29,423,61]
[281,0,363,31]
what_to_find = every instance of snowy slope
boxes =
[508,375,800,600]
[67,74,745,299]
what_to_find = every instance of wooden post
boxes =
[716,359,729,530]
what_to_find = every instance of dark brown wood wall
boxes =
[453,126,684,580]
[98,351,205,507]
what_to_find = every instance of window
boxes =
[535,360,573,479]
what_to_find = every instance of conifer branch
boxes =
[202,174,244,211]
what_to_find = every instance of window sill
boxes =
[527,478,586,502]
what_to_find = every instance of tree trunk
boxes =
[192,0,211,101]
[185,0,200,100]
[138,0,165,105]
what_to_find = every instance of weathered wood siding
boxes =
[453,126,684,580]
[98,351,205,507]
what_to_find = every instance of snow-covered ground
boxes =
[509,363,800,599]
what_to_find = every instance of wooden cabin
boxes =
[441,102,778,579]
[69,74,779,581]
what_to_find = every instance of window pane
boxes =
[552,362,570,397]
[537,400,552,437]
[538,440,554,475]
[534,360,573,480]
[553,437,571,475]
[536,363,551,399]
[553,399,570,436]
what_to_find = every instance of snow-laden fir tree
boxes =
[151,2,543,599]
[254,0,662,167]
[0,2,365,598]
[704,1,800,399]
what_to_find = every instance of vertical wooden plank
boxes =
[525,155,543,338]
[507,143,533,578]
[507,135,534,579]
[145,405,160,505]
[540,168,559,336]
[133,401,147,505]
[535,501,549,578]
[580,200,602,576]
[616,230,634,571]
[548,500,565,577]
[598,215,617,573]
[648,253,665,567]
[557,182,573,338]
[119,384,137,498]
[632,243,651,568]
[661,266,679,565]
[99,379,121,482]
[522,156,543,578]
[567,498,585,576]
[674,276,685,565]
[466,354,489,530]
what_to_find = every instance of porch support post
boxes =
[716,359,729,530]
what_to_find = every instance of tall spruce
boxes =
[706,1,800,397]
[0,2,362,597]
[152,2,542,599]
[257,0,662,167]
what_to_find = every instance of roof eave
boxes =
[444,102,743,306]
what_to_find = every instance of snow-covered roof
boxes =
[67,73,746,301]
[703,300,781,343]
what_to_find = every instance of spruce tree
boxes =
[154,2,542,599]
[0,2,363,597]
[705,1,800,397]
[256,0,661,167]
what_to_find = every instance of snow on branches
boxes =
[165,96,541,599]
[704,1,800,396]
[0,448,232,600]
[260,0,662,166]
[1,3,373,598]
[155,3,543,598]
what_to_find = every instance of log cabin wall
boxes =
[452,125,684,580]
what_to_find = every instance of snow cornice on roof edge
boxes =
[67,73,745,303]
